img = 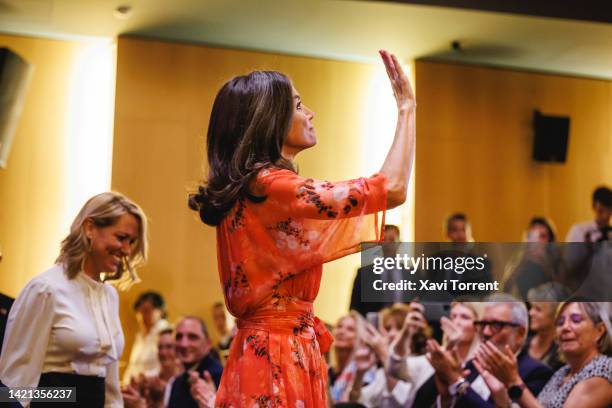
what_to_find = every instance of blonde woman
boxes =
[0,192,148,408]
[351,303,434,408]
[330,311,370,403]
[477,301,612,408]
[389,301,483,407]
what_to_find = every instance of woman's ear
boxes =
[83,218,95,239]
[594,322,606,346]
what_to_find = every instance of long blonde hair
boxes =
[56,192,148,285]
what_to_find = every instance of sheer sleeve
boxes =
[256,168,387,264]
[0,277,54,406]
[217,168,388,314]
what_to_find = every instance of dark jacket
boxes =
[167,354,223,408]
[414,349,553,407]
[349,264,392,316]
[0,293,14,357]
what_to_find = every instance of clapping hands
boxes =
[441,316,462,347]
[391,309,428,357]
[475,341,521,387]
[426,339,468,386]
[188,370,216,408]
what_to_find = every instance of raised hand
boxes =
[188,370,216,408]
[426,339,466,385]
[440,316,462,347]
[473,359,511,407]
[145,375,167,405]
[379,50,416,112]
[354,346,377,374]
[121,383,146,408]
[475,341,521,387]
[363,321,389,363]
[391,309,428,357]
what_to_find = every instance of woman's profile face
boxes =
[282,86,316,159]
[529,302,555,332]
[86,212,139,275]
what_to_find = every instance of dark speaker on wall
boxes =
[0,47,35,169]
[532,110,570,163]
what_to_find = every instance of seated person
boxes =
[166,317,222,408]
[123,291,171,384]
[523,284,564,371]
[349,303,429,407]
[476,301,612,408]
[424,294,552,407]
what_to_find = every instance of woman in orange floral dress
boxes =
[188,50,416,407]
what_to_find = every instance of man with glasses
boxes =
[419,295,553,407]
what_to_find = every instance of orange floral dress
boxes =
[214,168,387,407]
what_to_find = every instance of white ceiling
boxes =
[1,0,612,79]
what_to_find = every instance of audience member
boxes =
[523,284,564,371]
[167,316,222,408]
[211,302,235,362]
[330,311,371,403]
[504,217,561,300]
[0,293,13,358]
[476,301,612,408]
[122,327,183,408]
[446,213,474,243]
[424,213,492,299]
[123,291,171,384]
[349,304,425,407]
[564,187,612,300]
[350,225,402,316]
[425,294,552,407]
[407,302,482,406]
[566,186,612,243]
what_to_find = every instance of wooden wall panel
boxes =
[415,60,612,242]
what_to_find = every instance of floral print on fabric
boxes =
[214,168,387,407]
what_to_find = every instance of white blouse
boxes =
[0,264,124,407]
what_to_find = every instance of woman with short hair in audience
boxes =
[123,290,171,384]
[0,192,148,408]
[524,283,564,371]
[476,301,612,408]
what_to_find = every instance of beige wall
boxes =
[112,37,397,356]
[415,60,612,242]
[0,34,114,296]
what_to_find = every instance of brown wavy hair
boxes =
[188,71,296,226]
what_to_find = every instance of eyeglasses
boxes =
[474,320,520,334]
[555,313,585,327]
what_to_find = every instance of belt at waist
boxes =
[237,311,334,354]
